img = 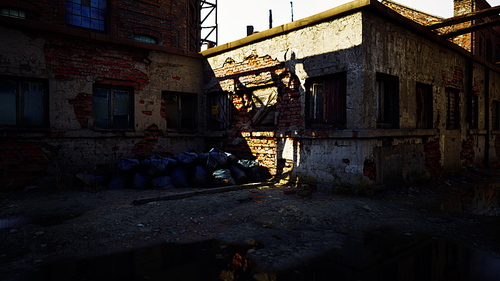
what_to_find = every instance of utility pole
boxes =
[291,1,294,22]
[269,9,273,29]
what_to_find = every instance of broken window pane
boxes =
[251,87,278,127]
[306,72,346,128]
[162,91,197,130]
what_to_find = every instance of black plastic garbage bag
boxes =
[147,154,177,177]
[228,165,248,184]
[213,169,235,186]
[117,158,140,172]
[193,165,213,187]
[237,159,261,182]
[133,173,150,189]
[206,148,227,170]
[152,176,175,190]
[171,167,190,187]
[176,149,199,166]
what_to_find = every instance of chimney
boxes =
[246,25,254,36]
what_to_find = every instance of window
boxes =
[0,77,48,127]
[416,82,433,129]
[92,85,133,129]
[208,92,231,130]
[376,73,399,128]
[446,88,460,130]
[493,101,500,131]
[66,0,107,31]
[1,8,25,19]
[161,91,197,130]
[468,93,479,129]
[133,35,158,44]
[306,72,347,128]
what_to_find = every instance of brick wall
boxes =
[0,0,199,51]
[424,138,443,180]
[209,53,303,175]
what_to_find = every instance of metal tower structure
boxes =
[200,0,218,49]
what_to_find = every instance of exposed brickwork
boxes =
[363,159,376,182]
[424,138,443,180]
[442,66,464,89]
[132,124,164,157]
[210,53,303,175]
[43,34,150,89]
[460,136,475,166]
[0,141,56,189]
[68,93,92,129]
[1,0,199,51]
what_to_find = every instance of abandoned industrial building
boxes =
[0,0,499,191]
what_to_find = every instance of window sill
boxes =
[286,129,438,139]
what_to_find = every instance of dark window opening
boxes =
[416,82,433,129]
[446,88,460,130]
[493,101,500,131]
[92,85,133,129]
[468,93,479,129]
[306,72,347,128]
[161,91,197,130]
[208,91,231,131]
[0,77,48,127]
[66,0,107,31]
[376,73,399,129]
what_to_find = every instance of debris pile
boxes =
[80,148,264,190]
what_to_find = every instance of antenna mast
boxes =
[290,1,294,22]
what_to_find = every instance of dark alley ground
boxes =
[2,170,500,280]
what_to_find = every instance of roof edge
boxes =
[201,0,373,57]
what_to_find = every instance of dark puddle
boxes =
[16,230,500,281]
[0,213,83,229]
[440,182,500,216]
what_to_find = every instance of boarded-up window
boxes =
[376,73,399,129]
[208,91,231,130]
[162,91,197,130]
[92,85,133,129]
[446,88,460,130]
[0,76,48,127]
[306,72,347,128]
[416,82,433,129]
[251,87,278,127]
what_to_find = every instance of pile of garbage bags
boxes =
[95,148,263,190]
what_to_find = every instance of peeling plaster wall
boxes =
[0,26,203,189]
[204,8,499,188]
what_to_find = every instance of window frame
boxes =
[0,76,49,128]
[65,0,107,31]
[446,87,460,130]
[305,72,347,129]
[208,91,232,131]
[91,84,134,130]
[416,82,433,129]
[376,73,399,129]
[161,91,198,131]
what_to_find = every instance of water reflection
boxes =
[19,231,500,281]
[441,183,500,216]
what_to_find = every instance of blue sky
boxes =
[204,0,500,45]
